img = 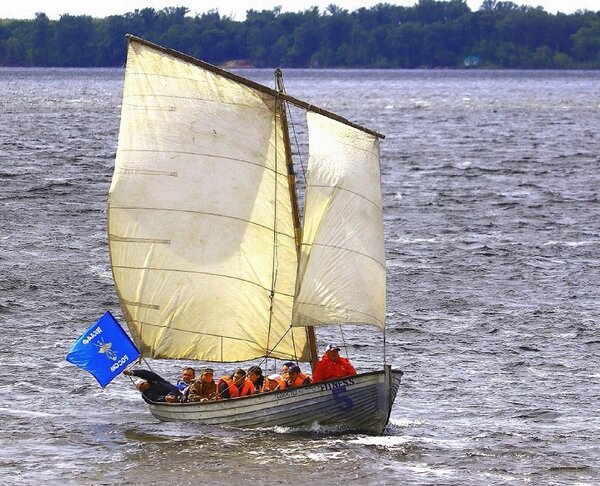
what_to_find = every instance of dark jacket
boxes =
[131,369,182,402]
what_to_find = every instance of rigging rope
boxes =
[264,94,280,371]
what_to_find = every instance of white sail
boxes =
[109,40,309,361]
[293,112,386,330]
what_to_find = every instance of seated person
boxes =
[260,373,282,392]
[217,368,246,399]
[123,368,182,403]
[187,367,217,402]
[312,344,357,382]
[239,365,262,397]
[279,365,311,389]
[281,361,294,382]
[176,366,196,391]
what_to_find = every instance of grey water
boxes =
[1,66,599,485]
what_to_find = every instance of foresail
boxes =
[293,112,386,330]
[109,38,309,362]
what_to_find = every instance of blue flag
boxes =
[66,311,140,387]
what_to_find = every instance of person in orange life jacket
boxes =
[239,365,263,397]
[281,361,295,381]
[252,365,265,390]
[279,365,311,390]
[312,344,357,382]
[187,368,217,402]
[261,373,282,392]
[217,368,246,399]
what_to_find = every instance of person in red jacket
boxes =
[312,344,357,382]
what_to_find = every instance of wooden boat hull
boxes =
[143,366,403,435]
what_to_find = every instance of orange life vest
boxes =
[279,372,311,390]
[261,376,282,392]
[217,376,240,399]
[239,379,256,397]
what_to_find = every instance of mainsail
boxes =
[109,39,308,362]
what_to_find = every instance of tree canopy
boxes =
[1,1,599,68]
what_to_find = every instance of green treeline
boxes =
[1,1,600,68]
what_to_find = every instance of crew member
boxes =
[239,365,262,396]
[176,366,196,391]
[217,368,246,399]
[124,368,182,402]
[279,364,311,389]
[312,344,356,382]
[187,368,217,402]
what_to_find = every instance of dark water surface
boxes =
[1,67,599,485]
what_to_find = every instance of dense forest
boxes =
[1,0,600,68]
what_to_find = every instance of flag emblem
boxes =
[66,311,140,387]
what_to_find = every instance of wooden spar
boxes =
[275,69,319,372]
[125,34,385,140]
[280,91,384,140]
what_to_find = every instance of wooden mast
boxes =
[275,69,319,372]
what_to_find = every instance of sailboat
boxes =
[109,35,402,434]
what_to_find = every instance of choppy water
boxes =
[1,67,599,485]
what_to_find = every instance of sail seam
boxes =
[122,93,273,114]
[109,208,296,240]
[112,265,296,298]
[293,302,384,328]
[129,320,257,343]
[310,183,383,213]
[300,242,385,269]
[117,148,289,175]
